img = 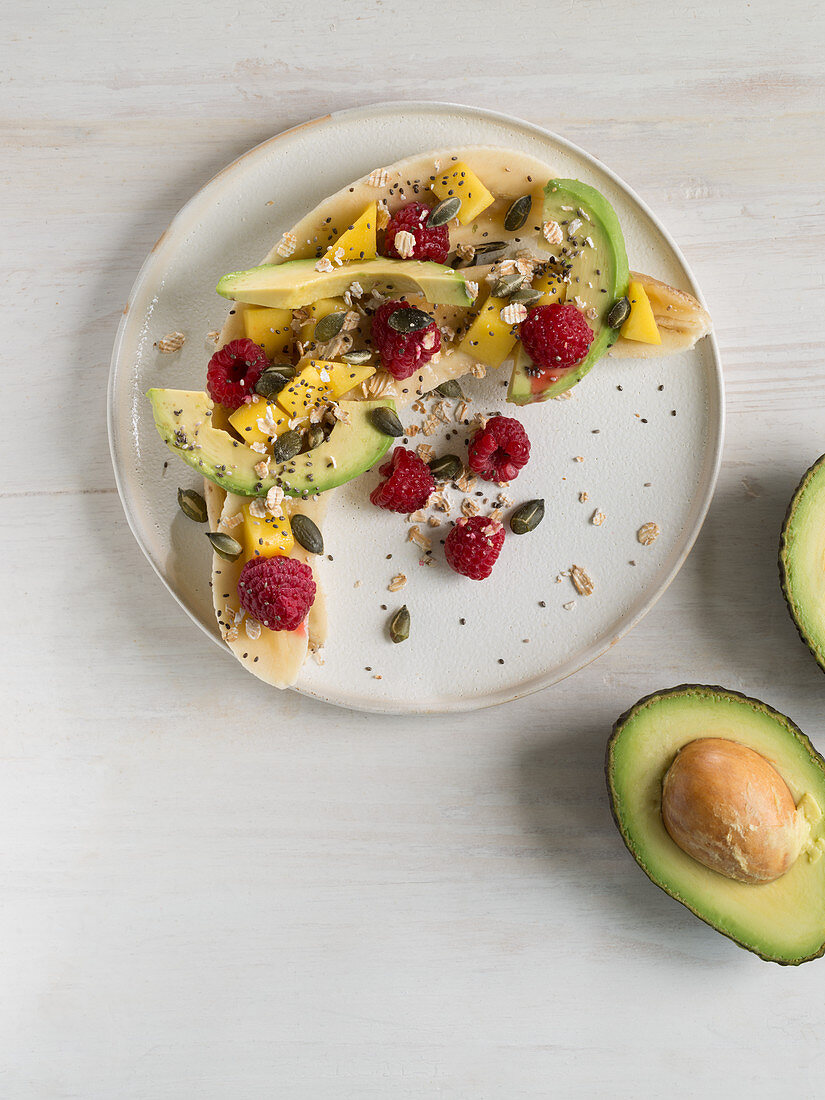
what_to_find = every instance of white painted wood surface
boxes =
[3,0,825,1095]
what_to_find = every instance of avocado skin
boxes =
[779,453,825,672]
[605,684,825,966]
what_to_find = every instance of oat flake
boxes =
[158,331,185,353]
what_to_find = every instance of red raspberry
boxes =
[445,516,505,580]
[468,415,531,483]
[371,300,442,380]
[381,202,450,264]
[206,338,269,410]
[519,303,595,374]
[370,447,436,513]
[236,555,316,632]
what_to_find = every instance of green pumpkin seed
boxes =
[389,605,410,644]
[509,499,545,535]
[272,429,303,463]
[387,307,433,334]
[434,379,465,400]
[341,348,372,364]
[428,454,462,481]
[314,311,347,342]
[370,405,405,437]
[473,240,507,255]
[177,487,208,523]
[491,274,525,299]
[306,424,325,450]
[255,365,294,398]
[291,513,324,555]
[504,194,532,232]
[607,296,631,329]
[206,531,243,561]
[427,196,462,227]
[510,287,542,307]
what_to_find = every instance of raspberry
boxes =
[445,516,505,580]
[468,415,531,483]
[370,447,436,513]
[371,299,442,380]
[519,303,595,374]
[236,555,316,632]
[381,202,450,264]
[206,338,269,410]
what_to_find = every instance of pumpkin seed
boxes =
[255,365,294,398]
[491,273,525,299]
[510,287,542,307]
[370,405,405,437]
[271,429,303,463]
[341,348,372,364]
[206,531,243,561]
[504,194,532,232]
[509,498,545,535]
[434,379,465,400]
[473,240,508,255]
[387,307,433,334]
[314,311,346,342]
[389,604,410,644]
[427,196,462,227]
[607,296,631,329]
[306,424,325,450]
[177,487,208,523]
[428,454,462,481]
[291,513,324,555]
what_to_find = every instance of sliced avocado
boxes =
[606,685,825,965]
[508,178,629,405]
[217,258,474,309]
[780,453,825,671]
[147,389,393,498]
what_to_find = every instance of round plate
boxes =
[109,102,723,714]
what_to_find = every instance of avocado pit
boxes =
[661,738,805,884]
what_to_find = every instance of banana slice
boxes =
[610,272,712,359]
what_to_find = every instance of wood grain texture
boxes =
[3,0,825,1095]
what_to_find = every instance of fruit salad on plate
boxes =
[148,146,712,688]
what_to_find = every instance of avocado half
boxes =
[606,685,825,965]
[779,453,825,671]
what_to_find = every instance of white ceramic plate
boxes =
[109,102,723,714]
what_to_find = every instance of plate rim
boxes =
[108,99,725,715]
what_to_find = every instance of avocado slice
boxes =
[606,685,825,965]
[217,257,474,309]
[147,388,393,498]
[508,178,629,405]
[780,453,825,671]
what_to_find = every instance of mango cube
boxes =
[432,162,494,225]
[294,357,376,400]
[324,202,378,262]
[459,295,519,368]
[532,271,567,307]
[299,296,345,343]
[276,363,332,421]
[229,397,293,448]
[620,280,661,345]
[242,502,294,559]
[243,306,293,360]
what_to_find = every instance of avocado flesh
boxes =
[606,685,825,965]
[508,178,629,405]
[780,453,825,671]
[147,388,393,498]
[217,258,474,309]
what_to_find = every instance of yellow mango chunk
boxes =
[432,162,494,225]
[620,280,661,345]
[276,363,332,421]
[459,295,518,369]
[299,297,345,343]
[532,271,567,306]
[242,502,294,559]
[297,357,376,400]
[243,306,293,360]
[324,202,378,262]
[229,397,291,448]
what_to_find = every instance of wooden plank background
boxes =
[3,0,825,1095]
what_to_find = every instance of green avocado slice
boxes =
[147,388,393,498]
[606,685,825,965]
[216,257,474,309]
[508,178,629,405]
[780,453,825,672]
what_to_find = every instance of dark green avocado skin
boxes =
[779,453,825,673]
[605,683,825,966]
